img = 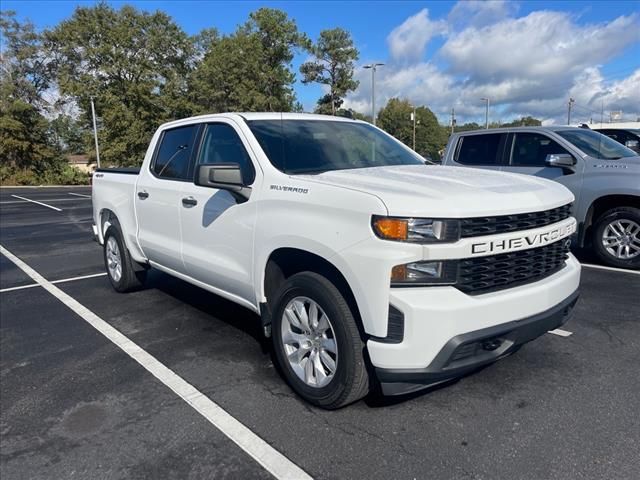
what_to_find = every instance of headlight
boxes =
[391,260,458,286]
[372,216,460,243]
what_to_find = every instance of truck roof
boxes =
[159,112,361,130]
[454,126,586,135]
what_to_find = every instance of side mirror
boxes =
[195,163,251,201]
[545,153,576,168]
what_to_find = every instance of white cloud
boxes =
[440,12,640,82]
[386,9,447,63]
[345,5,640,125]
[448,0,516,28]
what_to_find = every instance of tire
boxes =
[103,224,147,292]
[270,272,370,409]
[592,207,640,269]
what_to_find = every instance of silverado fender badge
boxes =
[270,184,309,194]
[471,222,576,255]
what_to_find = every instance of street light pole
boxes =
[567,97,575,125]
[363,63,384,125]
[90,96,101,168]
[480,97,490,129]
[411,107,416,151]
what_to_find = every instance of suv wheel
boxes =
[592,207,640,269]
[103,225,147,292]
[271,272,370,409]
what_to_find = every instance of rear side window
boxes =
[153,125,198,180]
[198,123,255,184]
[510,133,570,167]
[455,134,503,165]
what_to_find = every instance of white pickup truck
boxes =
[92,113,581,409]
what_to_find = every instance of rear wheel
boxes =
[592,207,640,269]
[103,225,147,292]
[271,272,370,409]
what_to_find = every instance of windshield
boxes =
[556,129,637,160]
[247,120,424,174]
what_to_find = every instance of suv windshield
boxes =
[247,119,424,174]
[556,129,637,160]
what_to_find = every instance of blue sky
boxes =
[4,1,640,124]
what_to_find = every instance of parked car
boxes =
[591,128,640,154]
[93,113,580,408]
[442,127,640,269]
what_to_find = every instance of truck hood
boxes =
[299,165,574,217]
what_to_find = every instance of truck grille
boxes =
[457,240,570,295]
[460,204,572,238]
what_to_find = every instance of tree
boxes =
[191,8,307,113]
[1,11,62,175]
[501,116,542,127]
[377,98,448,161]
[300,28,359,115]
[46,4,195,166]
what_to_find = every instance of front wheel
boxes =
[271,272,370,409]
[592,207,640,269]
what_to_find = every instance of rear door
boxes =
[501,131,584,204]
[135,124,199,272]
[179,120,260,306]
[449,132,508,172]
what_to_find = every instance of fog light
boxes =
[391,260,458,286]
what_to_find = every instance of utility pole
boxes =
[411,107,417,151]
[363,63,384,125]
[450,108,456,135]
[567,97,575,125]
[480,97,490,129]
[90,96,101,168]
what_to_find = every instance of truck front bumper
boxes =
[367,253,581,395]
[375,289,579,395]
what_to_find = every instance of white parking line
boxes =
[0,272,108,293]
[581,263,640,275]
[69,192,92,198]
[1,198,91,205]
[10,195,62,212]
[0,245,312,480]
[548,329,573,337]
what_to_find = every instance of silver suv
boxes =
[442,126,640,269]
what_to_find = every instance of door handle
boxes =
[137,191,149,199]
[182,196,198,207]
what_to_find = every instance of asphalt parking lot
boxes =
[1,186,639,480]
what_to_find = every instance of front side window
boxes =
[556,129,636,160]
[510,133,570,167]
[198,123,255,184]
[247,120,424,174]
[455,133,504,166]
[153,125,198,180]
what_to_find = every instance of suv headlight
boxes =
[372,216,460,243]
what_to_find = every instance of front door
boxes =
[501,131,584,205]
[179,121,259,306]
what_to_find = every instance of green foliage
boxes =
[49,114,85,154]
[377,98,448,161]
[1,11,64,177]
[501,116,542,127]
[300,28,359,115]
[191,8,307,113]
[46,3,195,166]
[1,162,89,185]
[0,11,54,107]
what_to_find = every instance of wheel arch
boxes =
[261,247,367,338]
[581,194,640,246]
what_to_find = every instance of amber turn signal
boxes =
[372,217,408,241]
